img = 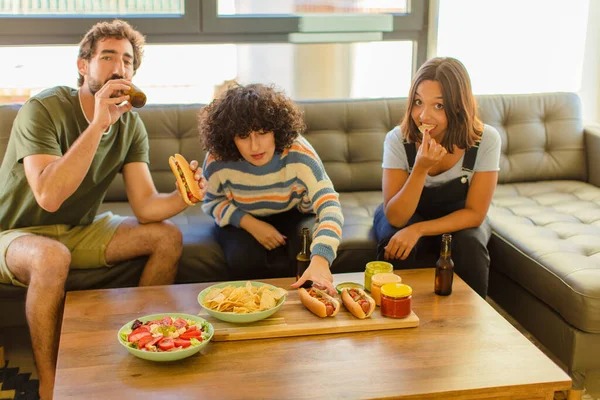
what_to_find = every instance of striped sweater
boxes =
[202,136,344,265]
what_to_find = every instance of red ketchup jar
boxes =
[380,283,412,319]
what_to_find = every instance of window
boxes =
[436,0,589,94]
[0,0,428,103]
[203,0,424,39]
[0,0,200,40]
[217,0,408,15]
[0,0,184,15]
[0,41,413,104]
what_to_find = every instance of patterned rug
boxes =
[0,360,39,400]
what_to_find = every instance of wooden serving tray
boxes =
[198,288,419,342]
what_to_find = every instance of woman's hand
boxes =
[245,219,287,250]
[414,130,447,171]
[384,225,422,260]
[290,255,336,296]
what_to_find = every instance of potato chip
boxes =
[202,282,287,314]
[204,287,224,302]
[271,288,287,301]
[259,290,276,311]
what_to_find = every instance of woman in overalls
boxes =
[374,57,501,297]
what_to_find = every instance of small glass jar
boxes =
[364,261,393,293]
[371,273,402,306]
[380,283,412,319]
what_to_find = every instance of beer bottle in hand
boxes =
[296,228,313,289]
[127,83,147,108]
[435,233,454,296]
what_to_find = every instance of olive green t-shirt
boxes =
[0,86,149,230]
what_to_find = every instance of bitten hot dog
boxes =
[169,153,203,206]
[341,288,376,319]
[298,287,340,318]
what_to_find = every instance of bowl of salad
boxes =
[117,313,214,361]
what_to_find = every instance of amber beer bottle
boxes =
[126,83,146,108]
[296,228,313,289]
[434,233,454,296]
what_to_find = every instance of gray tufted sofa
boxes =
[0,92,598,389]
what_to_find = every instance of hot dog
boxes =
[169,154,203,206]
[298,287,340,318]
[341,288,376,319]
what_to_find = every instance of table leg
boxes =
[567,389,582,400]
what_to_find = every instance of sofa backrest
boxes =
[477,92,586,183]
[0,92,586,200]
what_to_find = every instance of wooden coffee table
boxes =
[54,269,571,399]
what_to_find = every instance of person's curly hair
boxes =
[199,83,306,161]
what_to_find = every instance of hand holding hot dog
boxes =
[169,154,206,205]
[189,159,207,202]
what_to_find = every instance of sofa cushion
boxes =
[299,99,403,192]
[478,92,586,184]
[488,181,600,333]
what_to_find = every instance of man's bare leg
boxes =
[105,218,182,286]
[6,236,71,400]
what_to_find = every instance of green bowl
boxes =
[117,313,214,362]
[197,281,286,324]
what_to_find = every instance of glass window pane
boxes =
[0,41,412,105]
[0,0,184,16]
[436,0,589,94]
[218,0,407,15]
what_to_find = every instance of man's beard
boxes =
[87,74,124,95]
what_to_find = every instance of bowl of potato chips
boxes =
[197,281,287,323]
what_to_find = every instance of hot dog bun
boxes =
[341,288,376,319]
[169,154,202,206]
[298,287,340,318]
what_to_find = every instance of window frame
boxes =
[0,0,201,45]
[201,0,425,35]
[0,0,429,71]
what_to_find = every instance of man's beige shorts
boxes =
[0,212,126,287]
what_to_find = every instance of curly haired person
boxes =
[199,84,343,295]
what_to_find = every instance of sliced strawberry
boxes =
[180,331,202,340]
[158,337,174,351]
[131,326,151,336]
[128,331,152,343]
[144,334,163,349]
[173,318,188,329]
[173,338,192,348]
[136,335,154,349]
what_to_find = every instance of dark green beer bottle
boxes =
[434,233,454,296]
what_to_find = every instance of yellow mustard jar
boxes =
[364,261,393,293]
[371,272,402,306]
